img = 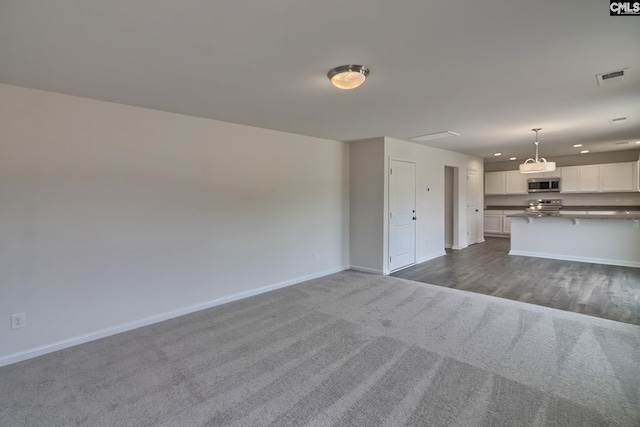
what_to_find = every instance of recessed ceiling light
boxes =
[509,157,517,161]
[580,150,589,154]
[573,144,583,148]
[636,141,640,144]
[494,153,502,156]
[410,131,460,142]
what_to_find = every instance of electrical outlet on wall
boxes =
[11,313,25,330]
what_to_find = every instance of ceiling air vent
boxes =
[596,68,628,86]
[410,131,460,142]
[610,117,627,124]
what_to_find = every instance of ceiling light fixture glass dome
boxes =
[327,65,370,90]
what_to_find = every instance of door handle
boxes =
[475,209,479,212]
[412,216,417,220]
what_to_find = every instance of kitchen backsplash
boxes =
[485,192,640,208]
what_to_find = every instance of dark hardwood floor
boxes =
[392,237,640,325]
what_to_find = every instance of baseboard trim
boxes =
[0,265,350,368]
[509,250,640,268]
[350,265,385,275]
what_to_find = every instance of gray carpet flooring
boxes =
[1,271,639,426]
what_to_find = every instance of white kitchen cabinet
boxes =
[561,165,599,193]
[600,162,636,192]
[580,165,600,192]
[484,209,523,236]
[488,162,637,196]
[485,172,505,195]
[487,168,561,196]
[502,210,523,234]
[561,162,636,193]
[484,210,503,235]
[561,166,580,192]
[505,170,528,194]
[485,170,528,195]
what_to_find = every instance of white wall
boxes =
[384,138,484,270]
[349,138,384,273]
[0,84,350,365]
[348,137,483,275]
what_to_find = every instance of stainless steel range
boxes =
[526,199,562,216]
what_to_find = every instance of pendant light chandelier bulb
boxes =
[327,65,370,90]
[519,128,556,173]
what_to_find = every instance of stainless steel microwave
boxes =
[527,178,560,193]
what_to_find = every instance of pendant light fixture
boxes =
[519,128,556,173]
[327,65,370,90]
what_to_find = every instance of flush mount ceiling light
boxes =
[327,65,370,90]
[519,128,556,174]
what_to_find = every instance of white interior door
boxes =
[467,168,479,245]
[389,160,416,271]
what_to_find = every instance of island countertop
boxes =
[486,205,640,212]
[507,211,640,220]
[508,211,640,268]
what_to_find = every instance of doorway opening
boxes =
[444,166,460,250]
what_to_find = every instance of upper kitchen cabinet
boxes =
[601,162,637,192]
[524,169,562,179]
[485,171,506,195]
[561,162,638,193]
[505,170,528,194]
[560,166,579,192]
[579,165,600,192]
[485,170,528,195]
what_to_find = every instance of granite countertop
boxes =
[485,206,527,210]
[507,211,640,220]
[487,205,640,220]
[486,205,640,212]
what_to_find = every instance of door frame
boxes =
[386,157,417,273]
[444,166,458,249]
[466,167,481,246]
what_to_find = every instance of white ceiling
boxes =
[1,0,639,163]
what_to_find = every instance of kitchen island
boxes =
[507,211,640,268]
